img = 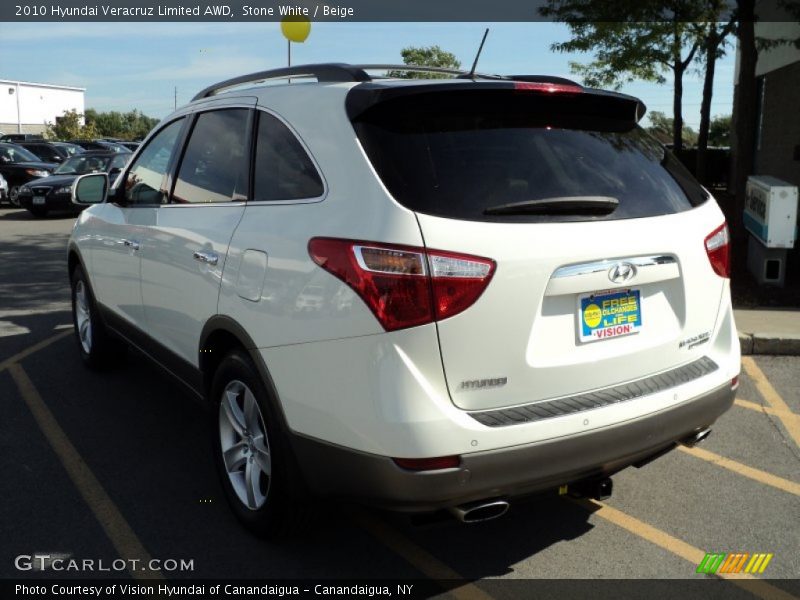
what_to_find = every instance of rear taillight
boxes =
[308,238,495,331]
[704,223,730,278]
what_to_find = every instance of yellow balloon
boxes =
[281,17,311,43]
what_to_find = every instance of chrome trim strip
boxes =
[469,356,718,428]
[552,255,677,279]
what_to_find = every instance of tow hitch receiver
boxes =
[570,477,614,501]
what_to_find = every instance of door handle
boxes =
[122,239,140,251]
[193,250,219,266]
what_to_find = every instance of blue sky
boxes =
[0,21,736,129]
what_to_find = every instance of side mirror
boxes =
[72,172,108,206]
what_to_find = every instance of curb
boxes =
[738,332,800,356]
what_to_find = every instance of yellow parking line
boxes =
[678,446,800,496]
[572,498,798,600]
[735,399,800,425]
[8,363,163,581]
[351,510,493,600]
[742,356,800,449]
[0,330,71,374]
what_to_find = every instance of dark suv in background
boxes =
[17,141,84,163]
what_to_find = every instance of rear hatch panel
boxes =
[350,84,727,412]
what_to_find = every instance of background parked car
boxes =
[17,141,84,163]
[119,141,141,152]
[67,139,132,154]
[0,133,45,142]
[18,151,129,217]
[0,142,56,206]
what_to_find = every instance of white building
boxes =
[0,79,86,135]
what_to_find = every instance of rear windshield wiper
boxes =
[483,196,619,216]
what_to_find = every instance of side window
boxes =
[110,154,129,170]
[253,111,323,201]
[172,109,250,204]
[124,118,184,205]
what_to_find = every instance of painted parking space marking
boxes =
[3,325,796,590]
[8,362,164,581]
[351,510,494,600]
[571,498,798,600]
[0,329,71,374]
[742,356,800,449]
[678,446,800,496]
[735,398,800,426]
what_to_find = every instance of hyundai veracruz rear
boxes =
[67,64,739,536]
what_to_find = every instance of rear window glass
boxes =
[352,90,707,222]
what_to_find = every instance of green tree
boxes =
[541,1,704,151]
[387,45,462,79]
[84,108,159,140]
[645,111,698,146]
[708,114,731,147]
[693,3,735,183]
[44,109,98,140]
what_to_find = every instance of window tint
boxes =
[173,109,250,204]
[23,144,57,161]
[353,91,708,222]
[253,111,323,201]
[0,144,40,163]
[110,154,129,170]
[124,118,184,205]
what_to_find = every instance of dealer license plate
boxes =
[33,196,45,205]
[578,289,642,343]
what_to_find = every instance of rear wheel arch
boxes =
[199,317,289,426]
[201,316,309,512]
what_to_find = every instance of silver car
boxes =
[0,172,8,202]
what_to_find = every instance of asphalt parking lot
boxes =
[1,207,798,598]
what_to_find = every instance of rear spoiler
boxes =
[345,81,647,125]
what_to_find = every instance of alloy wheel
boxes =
[219,380,272,510]
[74,280,92,354]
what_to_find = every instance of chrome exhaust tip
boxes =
[680,428,712,448]
[448,499,509,523]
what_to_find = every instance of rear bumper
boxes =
[289,381,735,511]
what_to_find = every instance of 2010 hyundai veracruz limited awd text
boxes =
[67,64,739,536]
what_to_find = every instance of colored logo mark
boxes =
[583,303,602,328]
[696,552,774,574]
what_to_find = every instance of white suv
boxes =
[68,64,739,536]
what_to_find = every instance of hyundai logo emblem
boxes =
[608,262,637,284]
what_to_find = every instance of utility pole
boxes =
[174,87,177,110]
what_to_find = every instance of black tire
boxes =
[210,350,305,538]
[28,206,47,218]
[70,265,125,369]
[8,186,21,207]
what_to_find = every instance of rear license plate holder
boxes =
[578,288,642,343]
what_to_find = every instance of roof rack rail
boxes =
[191,62,515,101]
[356,64,471,77]
[192,63,373,100]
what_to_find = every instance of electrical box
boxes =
[744,176,798,248]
